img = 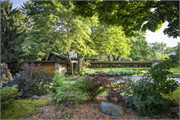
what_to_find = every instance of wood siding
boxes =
[28,62,55,76]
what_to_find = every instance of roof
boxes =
[89,61,158,64]
[24,60,56,63]
[46,52,68,61]
[71,58,98,60]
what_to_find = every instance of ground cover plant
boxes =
[1,84,22,110]
[1,97,49,119]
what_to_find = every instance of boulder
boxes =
[31,95,39,100]
[100,102,124,117]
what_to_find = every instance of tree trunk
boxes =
[67,52,73,75]
[77,53,82,74]
[107,54,111,61]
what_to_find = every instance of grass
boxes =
[131,68,180,78]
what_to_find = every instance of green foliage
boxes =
[148,55,180,96]
[1,97,49,119]
[83,68,137,76]
[79,70,85,76]
[71,74,110,101]
[122,77,179,117]
[129,31,152,61]
[1,85,22,109]
[67,71,72,75]
[73,1,179,38]
[1,62,13,83]
[48,69,86,108]
[74,71,78,75]
[1,0,35,76]
[13,62,53,98]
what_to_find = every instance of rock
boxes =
[100,102,124,117]
[15,73,21,78]
[31,95,39,100]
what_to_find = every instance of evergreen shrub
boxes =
[48,69,86,108]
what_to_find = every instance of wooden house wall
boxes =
[27,62,55,76]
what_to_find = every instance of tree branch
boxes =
[137,6,178,18]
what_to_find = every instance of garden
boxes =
[1,55,180,119]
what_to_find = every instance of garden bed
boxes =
[25,94,179,119]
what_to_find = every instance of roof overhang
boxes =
[89,61,158,64]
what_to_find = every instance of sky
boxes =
[10,0,180,48]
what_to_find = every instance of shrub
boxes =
[72,74,111,101]
[74,71,78,75]
[1,85,22,109]
[1,62,12,83]
[83,68,137,76]
[122,77,179,117]
[79,70,85,76]
[67,71,72,75]
[11,62,53,98]
[148,55,180,96]
[48,69,86,108]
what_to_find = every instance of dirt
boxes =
[25,94,179,120]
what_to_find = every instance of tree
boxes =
[128,31,152,61]
[149,42,167,58]
[73,1,179,38]
[164,46,177,56]
[155,52,169,61]
[91,24,132,61]
[17,1,98,75]
[1,0,28,75]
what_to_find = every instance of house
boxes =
[24,52,98,76]
[24,52,158,76]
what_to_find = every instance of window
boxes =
[117,64,122,68]
[106,64,111,68]
[129,65,134,68]
[95,64,100,68]
[147,64,151,67]
[134,64,138,68]
[141,64,145,67]
[112,64,116,68]
[102,64,106,68]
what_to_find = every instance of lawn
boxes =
[131,68,180,78]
